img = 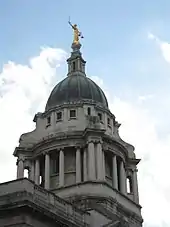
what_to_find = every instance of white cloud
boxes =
[109,97,170,227]
[0,47,67,183]
[138,94,154,101]
[148,32,170,64]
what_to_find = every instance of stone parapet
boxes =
[0,178,90,227]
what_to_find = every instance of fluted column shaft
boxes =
[102,151,106,180]
[59,149,64,187]
[132,169,139,203]
[83,148,87,181]
[112,155,118,189]
[88,142,95,180]
[45,153,50,189]
[96,142,103,180]
[76,147,81,183]
[17,159,24,179]
[30,160,35,181]
[119,160,126,194]
[35,159,40,185]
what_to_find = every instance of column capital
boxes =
[16,158,24,165]
[133,168,138,173]
[95,140,103,145]
[57,147,64,151]
[86,139,102,145]
[43,151,50,155]
[86,140,94,145]
[75,145,81,150]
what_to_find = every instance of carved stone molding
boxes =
[86,139,102,145]
[16,158,24,165]
[75,145,82,149]
[57,147,65,151]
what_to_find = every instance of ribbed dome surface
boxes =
[45,74,108,111]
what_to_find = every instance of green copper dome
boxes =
[45,74,108,111]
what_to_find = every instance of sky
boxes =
[0,1,170,226]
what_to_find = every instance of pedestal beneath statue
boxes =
[71,42,81,52]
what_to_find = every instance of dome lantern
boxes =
[67,20,86,77]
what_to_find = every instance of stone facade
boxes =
[0,42,143,226]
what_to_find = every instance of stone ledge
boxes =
[51,181,142,218]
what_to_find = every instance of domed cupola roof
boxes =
[45,74,108,111]
[45,34,108,111]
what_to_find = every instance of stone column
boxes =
[87,141,96,180]
[45,153,50,189]
[76,147,81,183]
[119,160,126,194]
[132,168,139,203]
[102,151,106,180]
[35,158,40,185]
[17,159,24,179]
[30,160,35,181]
[59,149,64,187]
[83,148,87,181]
[112,155,118,189]
[96,142,103,180]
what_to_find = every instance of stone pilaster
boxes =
[59,149,64,187]
[87,141,95,180]
[17,159,24,179]
[132,168,139,203]
[119,160,126,194]
[96,142,104,180]
[112,154,118,189]
[45,153,50,189]
[76,147,81,183]
[35,158,40,185]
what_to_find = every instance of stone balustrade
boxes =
[0,178,90,227]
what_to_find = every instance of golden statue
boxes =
[68,19,84,45]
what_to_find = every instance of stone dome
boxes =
[45,74,108,111]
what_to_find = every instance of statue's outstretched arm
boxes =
[68,21,74,29]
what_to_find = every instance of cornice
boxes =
[95,105,115,119]
[13,147,32,157]
[31,131,84,150]
[83,127,105,137]
[102,136,129,160]
[44,100,110,116]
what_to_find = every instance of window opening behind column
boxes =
[24,169,29,178]
[127,176,133,194]
[87,107,91,116]
[52,154,59,174]
[73,61,76,71]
